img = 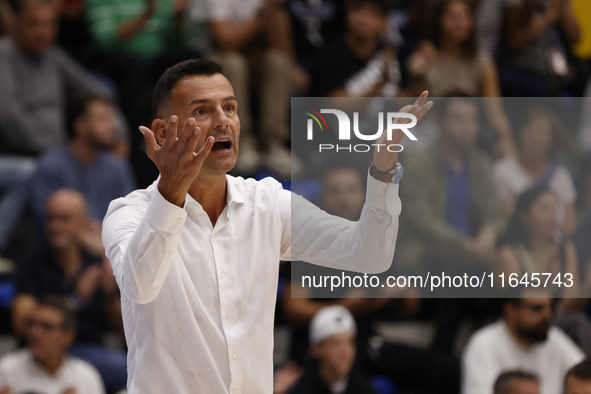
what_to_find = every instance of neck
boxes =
[518,153,547,175]
[70,138,99,163]
[528,233,553,249]
[439,37,465,57]
[344,32,378,60]
[442,138,468,169]
[34,352,65,375]
[52,245,82,277]
[188,172,227,227]
[506,321,536,349]
[318,362,346,388]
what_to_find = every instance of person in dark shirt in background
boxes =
[310,0,400,97]
[12,189,126,394]
[33,94,136,224]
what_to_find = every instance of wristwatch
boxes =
[370,161,404,184]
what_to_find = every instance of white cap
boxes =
[309,305,356,345]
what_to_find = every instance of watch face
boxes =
[394,165,404,184]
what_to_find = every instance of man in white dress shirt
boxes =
[101,58,432,393]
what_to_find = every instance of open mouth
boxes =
[212,139,232,151]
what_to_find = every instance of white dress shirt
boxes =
[0,349,105,394]
[102,173,401,393]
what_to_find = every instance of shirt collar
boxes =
[225,174,245,205]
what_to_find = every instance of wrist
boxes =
[157,180,187,208]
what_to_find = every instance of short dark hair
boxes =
[428,0,477,57]
[66,94,112,137]
[345,0,390,14]
[10,0,53,15]
[152,59,224,119]
[37,294,77,332]
[566,359,591,384]
[494,370,538,393]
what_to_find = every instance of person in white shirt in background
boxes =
[462,296,584,394]
[493,371,540,394]
[0,295,105,394]
[101,58,432,393]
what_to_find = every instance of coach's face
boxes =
[160,73,240,174]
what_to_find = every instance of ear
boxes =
[64,330,76,348]
[151,119,167,147]
[73,117,85,137]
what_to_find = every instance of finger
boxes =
[139,126,159,158]
[193,136,215,164]
[186,126,201,155]
[178,117,196,145]
[417,101,434,120]
[163,115,179,149]
[414,90,429,107]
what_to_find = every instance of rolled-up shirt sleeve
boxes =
[280,172,401,274]
[102,188,187,304]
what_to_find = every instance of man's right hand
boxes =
[139,116,215,207]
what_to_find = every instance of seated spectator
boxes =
[493,371,540,394]
[290,305,377,394]
[0,295,105,394]
[497,186,579,291]
[462,297,584,394]
[407,0,513,155]
[396,96,505,351]
[498,0,581,96]
[203,0,296,177]
[12,189,126,393]
[572,172,591,285]
[565,359,591,394]
[0,0,110,157]
[493,107,577,235]
[33,94,136,223]
[310,0,400,98]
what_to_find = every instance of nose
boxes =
[212,107,229,130]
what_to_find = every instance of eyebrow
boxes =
[188,96,237,107]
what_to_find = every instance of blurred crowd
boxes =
[0,0,590,393]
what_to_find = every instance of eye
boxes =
[225,105,234,112]
[195,108,206,115]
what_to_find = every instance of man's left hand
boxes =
[373,91,433,172]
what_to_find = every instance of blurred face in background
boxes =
[520,191,558,241]
[440,0,474,44]
[346,1,387,42]
[565,375,591,394]
[321,167,365,221]
[14,1,58,57]
[518,115,554,161]
[45,191,87,250]
[506,298,553,343]
[26,306,73,363]
[313,332,356,381]
[498,378,540,394]
[441,98,479,151]
[76,100,117,150]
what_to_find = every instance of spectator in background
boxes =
[565,359,591,394]
[407,0,513,155]
[12,190,126,393]
[0,295,105,394]
[396,96,505,352]
[493,371,540,394]
[462,297,584,394]
[498,0,581,96]
[493,107,577,236]
[33,94,136,223]
[497,186,579,294]
[290,305,377,394]
[310,0,400,98]
[572,172,591,288]
[203,0,296,177]
[0,0,110,156]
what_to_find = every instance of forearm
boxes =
[117,12,152,42]
[210,18,260,52]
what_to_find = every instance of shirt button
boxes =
[177,217,182,222]
[233,390,238,394]
[232,353,237,359]
[168,250,173,255]
[220,272,225,279]
[225,313,229,319]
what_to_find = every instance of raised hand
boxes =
[372,91,433,172]
[139,115,215,207]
